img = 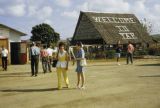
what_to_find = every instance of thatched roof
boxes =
[72,11,153,44]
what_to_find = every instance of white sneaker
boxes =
[117,63,120,65]
[81,86,85,90]
[76,85,80,89]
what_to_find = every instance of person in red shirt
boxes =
[126,41,135,64]
[40,45,49,73]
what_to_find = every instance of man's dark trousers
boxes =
[31,55,39,76]
[126,53,133,64]
[48,56,52,72]
[2,57,7,70]
[42,57,48,73]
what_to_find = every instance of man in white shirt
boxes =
[47,45,54,72]
[1,46,8,71]
[30,42,40,76]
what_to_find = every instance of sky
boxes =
[0,0,160,40]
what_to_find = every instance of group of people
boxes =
[0,41,135,90]
[30,42,86,90]
[30,43,56,76]
[115,41,135,65]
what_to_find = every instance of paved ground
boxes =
[0,59,160,108]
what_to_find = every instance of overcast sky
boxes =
[0,0,159,40]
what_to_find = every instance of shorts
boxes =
[76,61,85,73]
[115,53,121,58]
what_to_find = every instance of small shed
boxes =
[0,24,27,65]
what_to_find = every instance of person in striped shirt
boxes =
[40,45,49,73]
[126,41,135,64]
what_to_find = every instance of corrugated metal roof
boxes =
[0,23,27,36]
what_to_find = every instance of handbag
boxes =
[80,58,87,66]
[52,60,58,67]
[52,50,59,68]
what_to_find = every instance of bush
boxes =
[148,47,160,56]
[105,50,116,59]
[121,51,126,57]
[134,49,148,56]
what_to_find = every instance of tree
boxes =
[30,23,60,45]
[140,18,153,35]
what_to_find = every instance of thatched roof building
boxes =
[72,11,153,45]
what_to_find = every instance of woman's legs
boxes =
[80,72,85,88]
[57,68,62,89]
[116,53,120,65]
[117,57,120,65]
[77,73,81,87]
[117,57,119,62]
[62,68,69,87]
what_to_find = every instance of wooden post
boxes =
[103,40,106,59]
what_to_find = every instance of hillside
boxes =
[151,34,160,42]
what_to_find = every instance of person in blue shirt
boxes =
[30,42,40,77]
[75,42,86,89]
[115,42,122,65]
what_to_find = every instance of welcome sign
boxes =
[92,16,138,40]
[73,12,151,44]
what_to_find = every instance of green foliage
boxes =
[134,49,148,56]
[105,50,116,59]
[148,47,160,56]
[120,51,126,57]
[134,48,160,56]
[30,23,60,45]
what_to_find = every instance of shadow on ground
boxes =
[0,75,30,78]
[137,63,160,66]
[0,72,30,78]
[87,64,117,67]
[0,87,76,92]
[139,75,160,77]
[0,72,30,75]
[0,72,46,78]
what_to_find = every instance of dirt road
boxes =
[0,59,160,108]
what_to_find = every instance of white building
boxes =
[0,24,26,65]
[0,24,26,41]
